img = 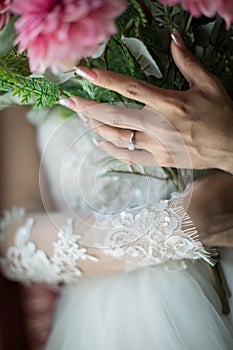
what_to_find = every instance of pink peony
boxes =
[0,0,13,30]
[12,0,127,72]
[159,0,233,29]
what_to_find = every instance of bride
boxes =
[0,103,233,349]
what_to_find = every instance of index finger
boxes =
[69,96,147,131]
[75,67,175,109]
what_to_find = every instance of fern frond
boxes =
[129,0,147,27]
[0,67,60,109]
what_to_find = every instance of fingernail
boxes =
[75,67,98,82]
[171,29,186,50]
[78,112,89,126]
[92,138,101,146]
[59,97,76,110]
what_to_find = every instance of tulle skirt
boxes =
[46,260,233,350]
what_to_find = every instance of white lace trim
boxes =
[101,197,215,268]
[0,209,98,284]
[0,207,25,242]
[0,198,215,284]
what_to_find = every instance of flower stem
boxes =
[185,14,193,32]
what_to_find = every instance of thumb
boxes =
[171,29,210,88]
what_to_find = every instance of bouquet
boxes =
[0,0,232,109]
[0,0,232,311]
[0,0,232,190]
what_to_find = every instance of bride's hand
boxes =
[187,172,233,247]
[60,29,233,172]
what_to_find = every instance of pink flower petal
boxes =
[159,0,233,29]
[12,0,127,72]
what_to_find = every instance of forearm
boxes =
[215,134,233,173]
[187,172,233,247]
[0,106,44,211]
[0,107,125,281]
[0,200,213,285]
[195,213,233,248]
[0,210,126,283]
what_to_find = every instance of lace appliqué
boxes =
[0,207,25,243]
[0,209,98,284]
[102,197,215,268]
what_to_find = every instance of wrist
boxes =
[218,153,233,173]
[211,142,233,173]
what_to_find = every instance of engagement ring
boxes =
[127,131,136,151]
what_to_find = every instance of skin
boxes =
[59,30,233,246]
[186,171,233,247]
[62,30,233,172]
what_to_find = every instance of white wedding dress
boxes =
[0,110,233,350]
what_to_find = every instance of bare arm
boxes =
[0,107,125,279]
[0,106,44,211]
[0,107,210,285]
[187,172,233,247]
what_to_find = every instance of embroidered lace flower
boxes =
[0,207,25,242]
[0,197,214,284]
[0,209,98,284]
[102,197,214,267]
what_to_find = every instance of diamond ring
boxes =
[127,131,136,151]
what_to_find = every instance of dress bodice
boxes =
[36,110,173,213]
[0,109,217,284]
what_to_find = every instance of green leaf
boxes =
[0,66,61,109]
[107,38,132,76]
[0,16,18,56]
[129,0,147,27]
[0,47,31,76]
[210,17,225,45]
[116,3,139,34]
[122,36,162,78]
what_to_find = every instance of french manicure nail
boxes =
[78,112,89,126]
[92,138,101,146]
[59,97,70,107]
[171,29,186,50]
[59,97,76,110]
[75,67,98,82]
